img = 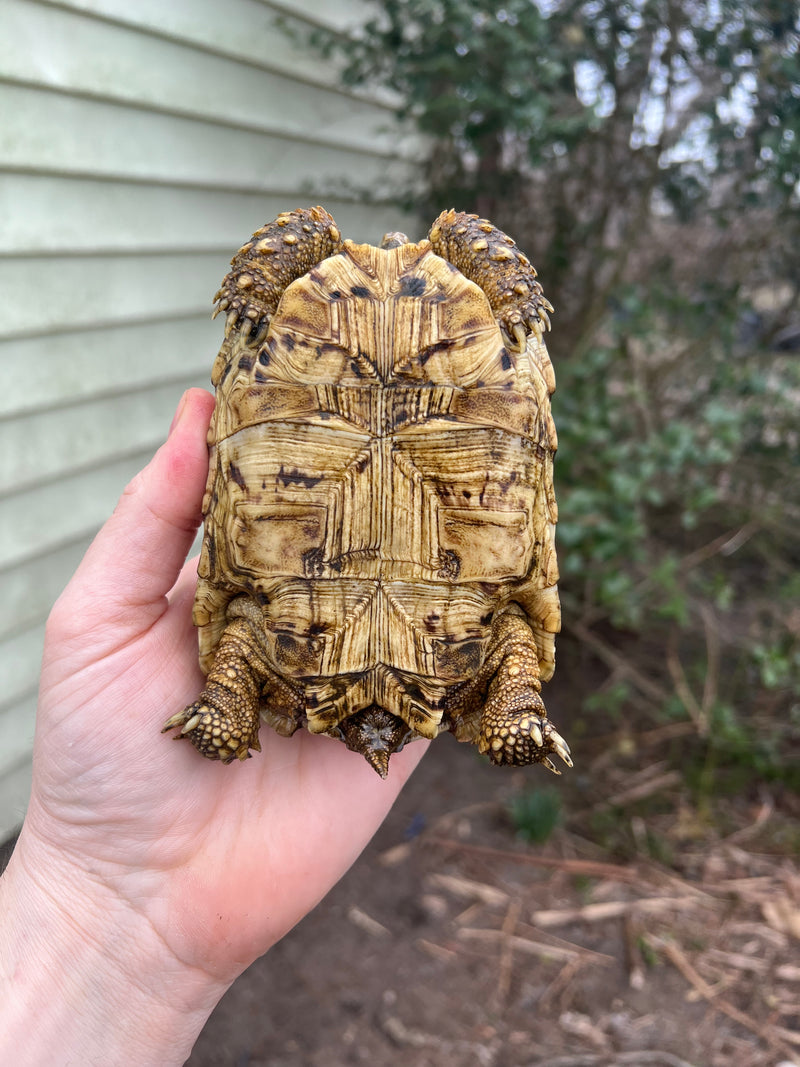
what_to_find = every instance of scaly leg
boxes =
[163,617,273,763]
[212,206,343,354]
[446,611,571,773]
[428,210,553,351]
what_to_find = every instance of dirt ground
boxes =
[186,675,800,1067]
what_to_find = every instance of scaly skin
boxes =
[428,209,553,351]
[162,617,266,762]
[444,611,571,773]
[212,206,343,360]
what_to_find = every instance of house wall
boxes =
[0,0,419,838]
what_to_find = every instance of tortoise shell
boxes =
[164,208,570,777]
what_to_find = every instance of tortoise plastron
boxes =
[163,207,570,777]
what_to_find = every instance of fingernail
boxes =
[169,391,189,436]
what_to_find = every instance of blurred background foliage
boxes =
[312,1,800,794]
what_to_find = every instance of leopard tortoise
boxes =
[163,207,571,777]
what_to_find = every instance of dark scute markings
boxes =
[438,549,461,580]
[500,349,514,371]
[398,275,426,297]
[302,546,326,577]
[418,338,457,366]
[228,462,247,489]
[275,632,317,674]
[238,353,255,372]
[205,534,217,574]
[350,285,371,298]
[437,639,482,675]
[278,466,323,489]
[258,349,271,366]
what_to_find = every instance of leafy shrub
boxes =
[554,281,800,784]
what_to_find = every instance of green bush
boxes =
[555,282,800,784]
[306,0,800,788]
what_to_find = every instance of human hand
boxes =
[1,388,426,1065]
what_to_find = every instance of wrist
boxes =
[0,829,227,1067]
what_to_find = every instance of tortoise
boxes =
[163,206,571,777]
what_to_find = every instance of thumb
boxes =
[50,388,215,644]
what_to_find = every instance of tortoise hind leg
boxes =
[163,617,266,763]
[446,611,571,773]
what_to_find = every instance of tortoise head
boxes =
[338,706,413,778]
[380,231,410,250]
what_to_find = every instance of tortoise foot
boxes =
[473,612,571,772]
[163,616,265,763]
[163,688,262,764]
[477,700,571,773]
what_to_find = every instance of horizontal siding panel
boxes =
[0,382,202,496]
[0,84,414,192]
[0,174,421,255]
[0,451,156,570]
[44,0,381,87]
[2,0,409,156]
[0,0,417,836]
[0,625,44,716]
[0,319,216,418]
[0,253,224,338]
[0,538,91,640]
[0,698,36,785]
[0,756,31,840]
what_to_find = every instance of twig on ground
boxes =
[537,956,584,1012]
[424,837,648,883]
[531,895,717,927]
[543,1055,699,1067]
[624,915,646,989]
[458,926,614,965]
[602,770,683,808]
[493,896,523,1010]
[666,631,708,736]
[414,938,459,962]
[427,872,509,907]
[649,934,796,1057]
[680,520,760,572]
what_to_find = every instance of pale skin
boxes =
[0,388,427,1067]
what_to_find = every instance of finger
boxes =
[60,389,214,624]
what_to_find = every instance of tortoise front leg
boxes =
[163,617,267,763]
[427,210,553,351]
[446,611,571,773]
[212,206,343,360]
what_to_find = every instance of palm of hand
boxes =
[22,390,424,985]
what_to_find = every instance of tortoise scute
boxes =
[164,206,570,777]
